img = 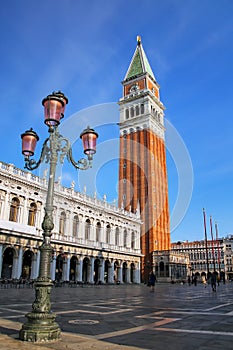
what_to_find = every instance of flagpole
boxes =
[203,208,210,278]
[215,222,221,276]
[210,216,216,272]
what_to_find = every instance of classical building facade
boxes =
[171,239,225,280]
[0,161,142,284]
[118,37,172,281]
[152,250,189,282]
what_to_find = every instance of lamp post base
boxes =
[19,278,61,342]
[19,312,61,342]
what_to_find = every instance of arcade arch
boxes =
[1,247,14,279]
[22,249,33,279]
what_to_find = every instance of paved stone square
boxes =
[1,282,233,349]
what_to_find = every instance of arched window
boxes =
[115,227,119,246]
[59,211,66,235]
[131,231,135,249]
[135,105,139,116]
[72,214,79,237]
[140,104,144,114]
[106,224,111,244]
[125,109,129,119]
[28,202,37,226]
[96,222,101,242]
[123,229,127,247]
[85,219,91,240]
[130,107,134,118]
[9,197,20,222]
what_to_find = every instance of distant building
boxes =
[171,239,225,280]
[0,161,142,284]
[153,250,189,282]
[223,235,233,280]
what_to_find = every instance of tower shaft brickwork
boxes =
[118,38,170,280]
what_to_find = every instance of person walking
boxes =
[188,275,191,286]
[193,275,197,286]
[149,271,156,292]
[211,273,217,292]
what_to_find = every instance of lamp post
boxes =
[19,91,98,342]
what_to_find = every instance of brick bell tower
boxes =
[118,37,171,282]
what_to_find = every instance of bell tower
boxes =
[118,37,170,281]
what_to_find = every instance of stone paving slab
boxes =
[1,283,233,349]
[0,333,142,350]
[0,320,142,350]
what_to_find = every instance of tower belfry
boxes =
[118,37,171,281]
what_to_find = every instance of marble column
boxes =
[108,261,114,284]
[30,253,37,279]
[62,258,69,281]
[117,265,123,283]
[3,192,10,220]
[126,265,131,283]
[89,257,94,283]
[35,250,40,278]
[99,258,105,283]
[17,247,23,279]
[66,256,70,281]
[77,258,83,282]
[50,254,56,281]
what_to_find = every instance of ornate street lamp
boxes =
[19,91,98,342]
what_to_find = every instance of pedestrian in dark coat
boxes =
[211,273,217,292]
[149,271,156,292]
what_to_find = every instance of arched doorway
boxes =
[70,256,78,281]
[130,263,135,283]
[22,250,33,279]
[1,247,14,279]
[104,259,110,283]
[56,254,63,281]
[159,261,165,277]
[82,257,90,283]
[122,262,127,283]
[94,259,100,284]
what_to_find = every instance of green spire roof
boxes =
[124,37,156,81]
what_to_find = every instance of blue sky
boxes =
[0,0,232,242]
